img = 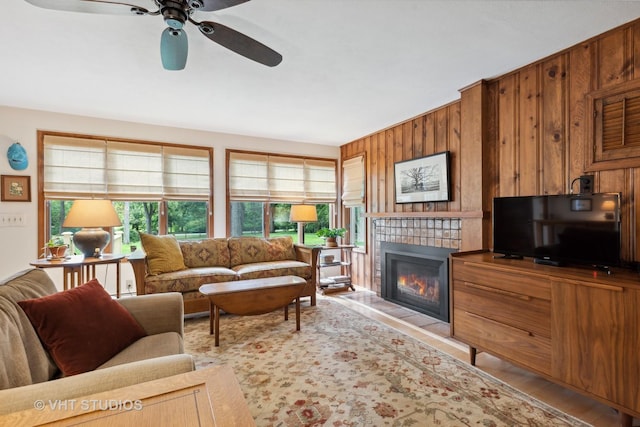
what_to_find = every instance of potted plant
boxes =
[316,227,346,247]
[44,236,68,259]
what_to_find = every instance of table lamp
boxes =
[63,200,122,258]
[290,204,317,244]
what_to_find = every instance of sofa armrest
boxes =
[294,244,320,268]
[293,243,320,294]
[117,293,184,337]
[127,250,148,296]
[0,354,194,416]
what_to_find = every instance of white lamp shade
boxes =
[290,205,317,222]
[63,200,121,228]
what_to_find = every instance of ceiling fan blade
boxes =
[197,0,250,12]
[23,0,149,15]
[161,28,188,70]
[196,21,282,67]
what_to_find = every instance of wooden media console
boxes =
[450,250,640,427]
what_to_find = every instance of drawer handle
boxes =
[464,282,532,301]
[465,311,534,337]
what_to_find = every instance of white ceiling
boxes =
[2,1,640,146]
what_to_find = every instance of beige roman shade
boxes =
[228,151,336,203]
[341,155,365,207]
[43,135,211,200]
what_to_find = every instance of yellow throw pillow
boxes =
[139,233,187,275]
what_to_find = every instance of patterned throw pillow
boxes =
[228,236,296,266]
[180,238,231,268]
[139,233,187,275]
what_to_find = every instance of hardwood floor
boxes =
[330,286,633,427]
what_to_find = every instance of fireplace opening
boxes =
[381,242,454,322]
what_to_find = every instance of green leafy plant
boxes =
[46,236,65,247]
[316,227,346,238]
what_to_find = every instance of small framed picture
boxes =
[1,175,31,202]
[394,151,451,203]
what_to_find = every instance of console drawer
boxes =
[453,307,551,376]
[455,261,551,301]
[454,281,551,338]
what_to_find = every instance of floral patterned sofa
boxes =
[129,236,319,314]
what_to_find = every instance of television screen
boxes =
[493,193,621,267]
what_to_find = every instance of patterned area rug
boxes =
[184,298,589,427]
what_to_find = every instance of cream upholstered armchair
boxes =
[0,268,194,415]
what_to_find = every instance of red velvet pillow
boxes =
[18,278,147,376]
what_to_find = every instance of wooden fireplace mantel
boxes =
[366,211,484,219]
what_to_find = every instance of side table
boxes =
[317,245,355,294]
[30,254,125,298]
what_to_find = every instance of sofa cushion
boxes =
[140,233,187,275]
[97,332,183,369]
[233,260,312,281]
[228,236,296,266]
[0,269,59,389]
[18,279,147,377]
[144,267,237,295]
[180,238,231,268]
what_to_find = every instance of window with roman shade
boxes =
[228,151,336,203]
[39,132,213,254]
[43,135,211,200]
[342,155,365,207]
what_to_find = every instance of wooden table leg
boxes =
[209,300,214,335]
[115,261,121,299]
[284,304,289,321]
[295,297,301,331]
[214,304,220,347]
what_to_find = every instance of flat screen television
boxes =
[493,193,621,267]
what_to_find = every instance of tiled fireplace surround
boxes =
[372,217,462,295]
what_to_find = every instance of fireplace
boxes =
[380,242,454,322]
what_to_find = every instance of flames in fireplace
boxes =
[397,273,440,302]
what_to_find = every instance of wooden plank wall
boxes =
[340,102,462,288]
[486,20,640,262]
[341,18,640,290]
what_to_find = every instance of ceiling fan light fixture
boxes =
[161,27,188,70]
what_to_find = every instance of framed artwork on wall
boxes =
[394,151,451,203]
[1,175,31,202]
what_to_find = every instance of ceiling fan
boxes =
[23,0,283,70]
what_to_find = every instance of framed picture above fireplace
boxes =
[394,151,451,203]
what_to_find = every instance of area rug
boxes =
[184,298,589,427]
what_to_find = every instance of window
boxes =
[39,132,213,253]
[227,151,337,243]
[342,155,366,249]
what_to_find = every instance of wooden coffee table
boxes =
[199,275,307,346]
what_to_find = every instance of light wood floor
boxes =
[329,286,635,427]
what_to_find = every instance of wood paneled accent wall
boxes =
[342,17,640,290]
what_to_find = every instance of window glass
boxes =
[229,201,331,245]
[167,201,208,240]
[230,202,264,237]
[350,205,366,248]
